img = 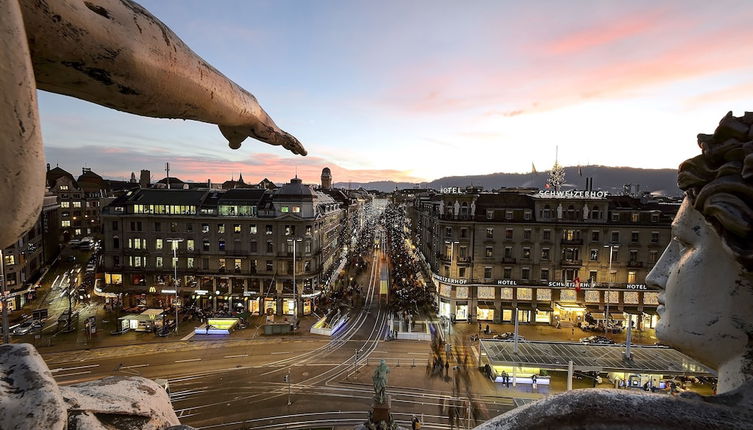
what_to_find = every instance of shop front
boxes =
[554,302,587,324]
[439,299,451,318]
[263,297,277,315]
[455,302,469,321]
[476,302,495,321]
[534,305,553,324]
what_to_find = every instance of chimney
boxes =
[46,163,50,171]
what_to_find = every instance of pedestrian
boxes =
[205,324,210,334]
[532,374,538,390]
[571,327,575,336]
[478,321,482,331]
[444,360,449,376]
[485,324,489,334]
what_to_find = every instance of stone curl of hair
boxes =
[678,111,753,271]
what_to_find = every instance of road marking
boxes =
[53,370,91,378]
[407,352,427,355]
[181,331,195,341]
[224,354,249,359]
[175,358,202,363]
[50,364,99,373]
[121,364,149,369]
[271,351,291,355]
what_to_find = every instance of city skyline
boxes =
[39,0,753,183]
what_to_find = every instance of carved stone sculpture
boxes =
[475,111,753,429]
[1,0,305,249]
[0,343,183,429]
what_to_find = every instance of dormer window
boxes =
[292,206,301,213]
[281,206,289,213]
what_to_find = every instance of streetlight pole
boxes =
[167,238,184,333]
[0,249,9,343]
[287,238,302,325]
[603,244,619,334]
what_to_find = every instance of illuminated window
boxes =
[61,201,70,208]
[61,220,71,227]
[59,185,69,191]
[281,206,289,213]
[234,224,241,233]
[72,201,82,208]
[187,257,194,269]
[250,224,257,234]
[292,206,301,213]
[187,240,194,251]
[218,224,225,234]
[156,239,163,249]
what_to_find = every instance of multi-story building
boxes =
[2,191,60,311]
[408,188,681,330]
[46,165,113,240]
[100,177,345,316]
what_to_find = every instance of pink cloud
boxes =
[45,145,423,185]
[544,9,670,55]
[378,8,753,118]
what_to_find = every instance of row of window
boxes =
[122,255,312,272]
[118,221,314,236]
[448,265,640,284]
[118,237,314,254]
[444,226,661,243]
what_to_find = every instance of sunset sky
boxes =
[40,0,753,185]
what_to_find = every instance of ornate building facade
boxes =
[100,178,350,315]
[408,188,680,329]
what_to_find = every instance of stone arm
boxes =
[19,0,306,155]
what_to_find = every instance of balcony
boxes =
[438,254,451,263]
[560,259,583,267]
[501,257,516,264]
[560,238,584,245]
[627,260,644,268]
[457,256,472,264]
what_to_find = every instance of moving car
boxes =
[579,335,615,344]
[493,332,525,341]
[11,320,43,336]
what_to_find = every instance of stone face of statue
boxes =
[647,198,753,393]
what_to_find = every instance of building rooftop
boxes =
[480,340,713,375]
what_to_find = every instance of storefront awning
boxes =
[592,312,606,320]
[535,304,553,312]
[476,303,495,310]
[642,308,659,316]
[622,306,641,314]
[555,302,587,312]
[515,303,534,310]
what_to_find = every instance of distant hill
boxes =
[334,165,681,196]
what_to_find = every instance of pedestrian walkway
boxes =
[449,320,657,346]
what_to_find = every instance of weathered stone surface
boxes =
[475,385,753,430]
[0,0,44,250]
[0,344,66,430]
[0,344,186,430]
[62,376,180,429]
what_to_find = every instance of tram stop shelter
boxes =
[479,339,714,388]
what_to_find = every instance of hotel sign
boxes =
[440,187,464,194]
[538,190,609,199]
[433,274,467,285]
[625,284,648,290]
[497,279,518,286]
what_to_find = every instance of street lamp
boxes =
[287,238,302,324]
[603,244,619,333]
[0,249,9,343]
[166,238,184,333]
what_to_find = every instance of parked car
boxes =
[11,320,43,336]
[580,335,615,344]
[494,332,525,341]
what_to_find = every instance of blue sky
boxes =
[40,0,753,184]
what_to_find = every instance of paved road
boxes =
[37,242,520,429]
